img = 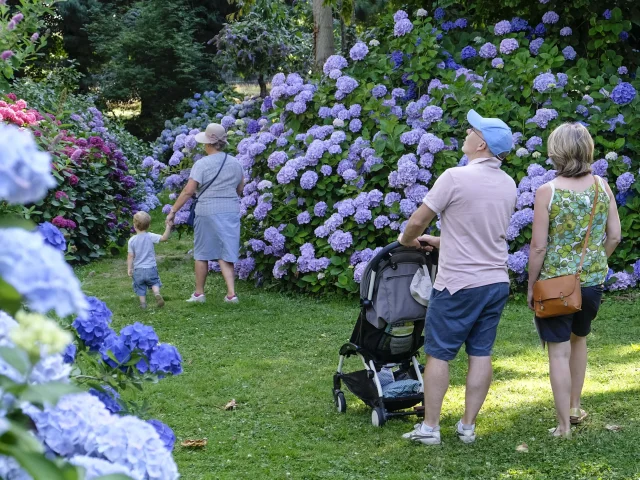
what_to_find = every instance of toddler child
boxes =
[127,211,172,309]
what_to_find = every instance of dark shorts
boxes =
[535,285,603,343]
[424,283,510,361]
[132,267,162,296]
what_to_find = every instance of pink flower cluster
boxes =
[52,215,77,230]
[0,97,41,126]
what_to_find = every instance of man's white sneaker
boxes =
[186,293,206,303]
[402,423,441,445]
[456,421,476,444]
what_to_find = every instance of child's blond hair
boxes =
[133,211,151,231]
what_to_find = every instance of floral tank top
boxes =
[539,177,610,286]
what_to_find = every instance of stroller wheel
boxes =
[335,391,347,413]
[371,407,387,427]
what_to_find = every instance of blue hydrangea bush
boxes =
[149,6,639,294]
[0,124,180,478]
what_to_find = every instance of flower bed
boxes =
[148,6,639,294]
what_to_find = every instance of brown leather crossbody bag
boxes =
[533,176,599,319]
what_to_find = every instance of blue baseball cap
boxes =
[467,110,514,158]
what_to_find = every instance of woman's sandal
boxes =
[570,408,588,425]
[548,427,572,439]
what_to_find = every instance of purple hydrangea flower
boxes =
[350,42,369,61]
[320,165,332,176]
[507,250,529,274]
[529,38,544,56]
[616,172,634,192]
[526,136,543,151]
[610,82,637,105]
[354,208,372,224]
[608,272,637,291]
[323,55,348,75]
[328,230,353,252]
[562,46,576,60]
[300,171,319,190]
[494,20,512,35]
[527,108,558,129]
[349,119,362,132]
[297,211,311,224]
[418,133,445,155]
[422,106,443,125]
[492,58,504,68]
[374,215,390,229]
[533,73,556,92]
[385,192,401,207]
[400,199,417,217]
[314,201,328,217]
[542,11,559,24]
[342,169,358,182]
[560,27,572,36]
[591,159,608,177]
[394,18,414,37]
[479,43,497,59]
[371,85,388,98]
[500,39,519,55]
[511,17,529,32]
[506,208,534,240]
[400,129,425,145]
[336,76,359,95]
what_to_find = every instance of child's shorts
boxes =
[132,267,162,296]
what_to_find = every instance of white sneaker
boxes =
[186,293,206,303]
[456,420,476,444]
[402,423,441,445]
[224,295,239,303]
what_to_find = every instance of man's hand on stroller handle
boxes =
[397,233,437,251]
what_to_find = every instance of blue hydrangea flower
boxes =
[38,222,66,251]
[529,38,544,55]
[461,46,477,60]
[610,82,636,105]
[148,419,176,451]
[603,9,611,20]
[323,55,348,76]
[63,343,76,364]
[328,230,353,252]
[300,171,318,190]
[506,208,534,240]
[619,31,629,41]
[434,7,445,20]
[454,18,468,29]
[100,334,132,368]
[616,172,635,193]
[1,228,87,318]
[507,250,529,274]
[591,159,608,177]
[560,27,572,36]
[354,208,372,225]
[0,124,56,205]
[69,456,131,478]
[417,133,445,155]
[492,58,504,68]
[534,23,546,36]
[527,108,558,129]
[89,386,122,414]
[336,75,359,95]
[510,17,529,32]
[608,272,637,291]
[120,322,159,355]
[533,72,556,92]
[349,119,362,133]
[400,129,425,146]
[149,344,183,375]
[390,50,403,69]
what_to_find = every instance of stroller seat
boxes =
[332,241,437,427]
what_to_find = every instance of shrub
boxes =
[149,7,639,294]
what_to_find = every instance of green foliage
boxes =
[215,0,313,95]
[0,0,60,90]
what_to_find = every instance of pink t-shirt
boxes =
[423,157,517,294]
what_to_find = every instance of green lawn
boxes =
[74,223,640,480]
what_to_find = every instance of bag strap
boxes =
[195,153,228,201]
[577,175,599,275]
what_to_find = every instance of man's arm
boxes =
[399,204,438,248]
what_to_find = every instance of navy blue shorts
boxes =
[132,267,162,296]
[425,283,510,361]
[535,285,603,343]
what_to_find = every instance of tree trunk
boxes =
[313,0,335,71]
[257,73,267,98]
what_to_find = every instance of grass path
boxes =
[75,225,640,480]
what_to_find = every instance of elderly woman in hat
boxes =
[166,123,245,303]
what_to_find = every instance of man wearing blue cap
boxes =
[399,110,517,445]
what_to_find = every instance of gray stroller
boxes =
[332,241,437,426]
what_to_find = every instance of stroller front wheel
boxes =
[371,407,387,427]
[335,391,347,413]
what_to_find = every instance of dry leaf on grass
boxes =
[181,439,207,448]
[224,399,237,410]
[515,443,529,453]
[605,424,622,432]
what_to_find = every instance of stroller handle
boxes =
[369,241,438,273]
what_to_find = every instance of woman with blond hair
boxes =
[528,122,621,437]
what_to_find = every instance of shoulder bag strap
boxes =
[577,175,599,275]
[195,153,228,200]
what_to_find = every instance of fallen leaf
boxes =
[515,443,529,453]
[224,399,237,410]
[181,439,207,448]
[605,424,622,432]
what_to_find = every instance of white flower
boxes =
[474,36,483,44]
[333,118,345,128]
[258,118,268,127]
[369,39,380,47]
[532,151,541,159]
[317,273,325,279]
[235,119,245,126]
[235,130,244,136]
[605,152,618,161]
[516,148,529,157]
[10,310,72,357]
[416,8,428,17]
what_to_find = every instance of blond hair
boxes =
[133,211,151,231]
[547,123,594,177]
